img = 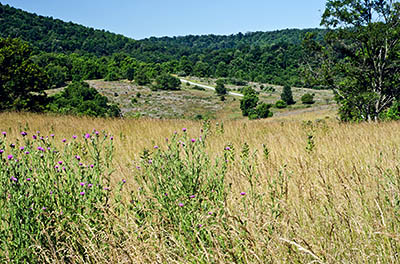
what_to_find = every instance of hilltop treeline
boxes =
[0,3,326,87]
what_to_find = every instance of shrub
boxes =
[275,100,287,109]
[215,79,227,96]
[155,73,181,90]
[48,81,121,117]
[301,93,315,104]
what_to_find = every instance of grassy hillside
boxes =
[1,112,399,262]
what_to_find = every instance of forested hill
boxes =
[0,3,326,86]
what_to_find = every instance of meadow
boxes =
[1,111,400,263]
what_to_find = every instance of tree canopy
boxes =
[0,37,48,111]
[305,0,400,121]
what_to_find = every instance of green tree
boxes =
[305,0,400,121]
[0,38,49,111]
[275,100,287,109]
[155,73,181,90]
[215,79,227,96]
[281,84,295,105]
[240,86,259,116]
[301,93,315,104]
[48,81,121,117]
[134,68,150,85]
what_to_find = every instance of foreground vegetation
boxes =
[1,112,399,263]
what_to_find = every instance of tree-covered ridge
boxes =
[0,3,139,56]
[0,3,328,86]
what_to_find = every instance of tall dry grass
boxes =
[1,111,399,263]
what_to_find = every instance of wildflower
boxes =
[208,212,213,215]
[190,195,196,198]
[36,131,40,134]
[20,131,27,136]
[58,161,63,165]
[225,146,231,150]
[191,138,196,143]
[32,135,37,140]
[7,155,13,160]
[55,165,59,169]
[136,166,141,169]
[26,178,31,181]
[182,128,187,132]
[80,182,85,186]
[154,145,159,149]
[198,224,203,228]
[148,160,152,164]
[88,184,93,188]
[240,192,246,196]
[90,164,94,168]
[11,177,17,182]
[79,162,83,166]
[0,149,4,154]
[95,131,99,135]
[85,133,91,139]
[50,134,55,137]
[164,193,168,196]
[25,151,30,155]
[10,144,15,148]
[75,155,81,160]
[178,203,184,207]
[104,187,110,191]
[49,191,53,195]
[62,138,66,143]
[2,131,6,136]
[110,136,114,140]
[122,179,126,183]
[72,135,77,139]
[80,191,85,196]
[62,167,66,171]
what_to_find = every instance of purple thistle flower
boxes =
[10,144,15,148]
[182,128,187,132]
[55,165,59,169]
[164,193,168,196]
[62,139,66,143]
[79,162,83,166]
[198,224,203,228]
[154,145,158,149]
[178,203,184,207]
[49,191,53,195]
[148,160,153,164]
[104,187,110,191]
[191,138,196,143]
[42,207,47,210]
[40,136,44,140]
[208,212,213,215]
[88,183,93,188]
[58,161,63,165]
[19,146,24,150]
[2,131,6,136]
[7,155,13,160]
[90,164,94,168]
[75,155,81,160]
[136,166,141,169]
[95,131,99,135]
[36,131,40,134]
[190,195,196,198]
[80,191,85,196]
[62,167,66,171]
[122,179,126,183]
[32,135,37,140]
[26,178,31,181]
[174,131,177,134]
[80,182,85,186]
[11,177,17,182]
[110,136,114,140]
[85,133,91,139]
[20,131,27,136]
[0,149,4,154]
[50,134,55,137]
[72,135,77,139]
[47,147,51,151]
[225,146,231,150]
[25,151,30,155]
[240,192,246,196]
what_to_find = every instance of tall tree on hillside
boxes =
[304,0,400,121]
[281,85,295,105]
[0,38,48,111]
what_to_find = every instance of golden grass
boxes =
[1,111,400,263]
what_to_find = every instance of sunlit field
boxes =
[1,112,400,263]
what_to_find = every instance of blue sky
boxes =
[2,0,327,39]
